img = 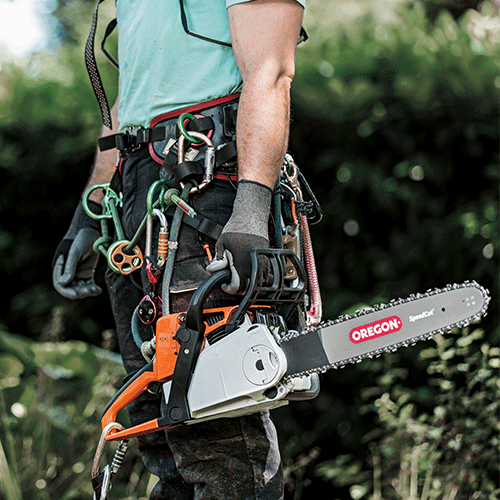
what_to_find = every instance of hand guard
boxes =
[52,200,103,300]
[207,180,272,294]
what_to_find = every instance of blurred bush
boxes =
[0,0,117,344]
[313,327,500,499]
[280,1,499,498]
[0,327,151,500]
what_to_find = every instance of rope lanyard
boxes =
[85,0,113,129]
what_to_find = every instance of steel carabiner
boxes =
[178,131,215,194]
[91,422,126,500]
[283,155,302,201]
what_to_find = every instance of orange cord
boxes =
[202,243,213,262]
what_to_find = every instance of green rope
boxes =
[162,183,192,316]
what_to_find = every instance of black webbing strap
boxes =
[97,117,215,152]
[91,471,105,500]
[98,127,169,152]
[161,140,237,170]
[164,207,223,241]
[85,0,113,129]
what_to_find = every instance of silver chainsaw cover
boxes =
[162,319,313,422]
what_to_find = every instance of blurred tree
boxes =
[0,0,117,344]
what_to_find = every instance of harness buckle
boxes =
[117,126,146,153]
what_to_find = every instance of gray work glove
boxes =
[52,200,102,300]
[207,180,271,294]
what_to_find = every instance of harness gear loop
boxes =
[178,132,215,194]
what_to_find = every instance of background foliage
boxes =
[0,0,498,499]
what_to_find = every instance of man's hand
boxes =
[207,180,272,294]
[52,200,102,300]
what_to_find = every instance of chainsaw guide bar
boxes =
[279,280,490,380]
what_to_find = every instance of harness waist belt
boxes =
[98,94,240,161]
[98,126,167,152]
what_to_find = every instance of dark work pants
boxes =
[105,152,284,500]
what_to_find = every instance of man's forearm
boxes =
[235,69,292,189]
[84,100,120,203]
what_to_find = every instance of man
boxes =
[53,1,305,498]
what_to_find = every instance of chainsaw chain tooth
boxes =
[281,281,490,382]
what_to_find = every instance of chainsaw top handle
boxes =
[223,248,307,334]
[184,268,231,333]
[185,248,306,336]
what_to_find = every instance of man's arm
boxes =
[207,0,304,294]
[228,0,304,189]
[52,101,119,299]
[84,100,120,202]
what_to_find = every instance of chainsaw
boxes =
[91,247,490,498]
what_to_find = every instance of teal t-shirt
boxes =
[116,0,304,131]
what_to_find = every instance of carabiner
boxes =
[283,155,302,201]
[177,113,200,144]
[178,131,215,194]
[92,423,125,478]
[146,179,167,217]
[91,423,126,500]
[83,183,116,220]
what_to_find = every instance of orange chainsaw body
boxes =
[101,305,264,441]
